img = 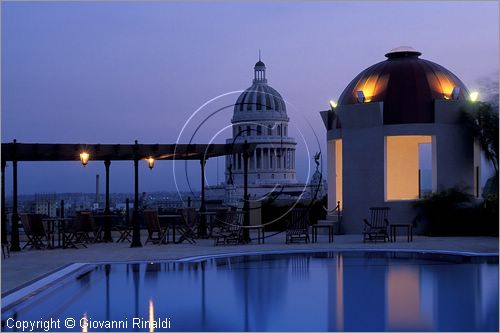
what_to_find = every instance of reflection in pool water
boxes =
[1,252,498,332]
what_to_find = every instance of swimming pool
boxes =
[2,251,498,332]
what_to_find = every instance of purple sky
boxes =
[2,1,498,195]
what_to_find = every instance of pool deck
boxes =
[1,233,498,294]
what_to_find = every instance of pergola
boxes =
[1,140,255,250]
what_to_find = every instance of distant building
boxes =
[211,58,325,202]
[321,47,480,233]
[33,193,58,217]
[226,58,297,186]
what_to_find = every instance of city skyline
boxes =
[2,1,498,195]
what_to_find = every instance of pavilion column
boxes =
[242,140,250,243]
[198,158,207,238]
[1,160,7,245]
[131,140,142,248]
[103,159,113,242]
[10,139,20,251]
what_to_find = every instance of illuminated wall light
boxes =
[80,152,90,166]
[470,91,479,102]
[147,157,155,170]
[329,100,337,110]
[356,90,365,103]
[451,86,460,100]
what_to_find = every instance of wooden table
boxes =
[312,223,334,243]
[390,224,413,242]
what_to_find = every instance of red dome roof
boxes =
[338,48,469,124]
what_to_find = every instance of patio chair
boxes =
[78,211,102,243]
[144,209,167,245]
[286,208,310,244]
[115,214,133,243]
[20,213,50,249]
[363,207,390,243]
[214,210,243,246]
[175,208,197,244]
[210,208,229,237]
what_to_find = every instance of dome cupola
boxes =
[338,46,469,124]
[233,56,288,122]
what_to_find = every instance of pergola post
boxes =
[1,160,7,245]
[131,140,142,247]
[10,139,20,251]
[198,157,207,238]
[242,140,250,243]
[103,159,113,242]
[198,158,208,238]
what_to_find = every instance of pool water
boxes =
[2,251,498,332]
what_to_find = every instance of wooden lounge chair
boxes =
[176,208,197,244]
[211,208,229,238]
[115,214,133,243]
[20,213,50,249]
[363,207,390,243]
[286,208,310,244]
[214,211,243,246]
[144,209,167,245]
[78,211,102,243]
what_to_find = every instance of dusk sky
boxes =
[2,1,499,195]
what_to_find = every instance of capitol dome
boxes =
[226,58,297,189]
[338,47,469,124]
[233,60,287,119]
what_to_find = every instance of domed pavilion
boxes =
[321,47,481,233]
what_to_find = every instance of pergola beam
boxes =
[1,143,254,162]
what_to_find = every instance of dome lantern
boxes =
[254,51,266,83]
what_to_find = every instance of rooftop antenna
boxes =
[259,49,261,61]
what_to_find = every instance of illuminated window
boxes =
[335,140,343,206]
[385,136,433,201]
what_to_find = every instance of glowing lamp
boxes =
[80,152,90,166]
[329,100,337,110]
[470,91,479,102]
[147,156,155,170]
[356,90,365,103]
